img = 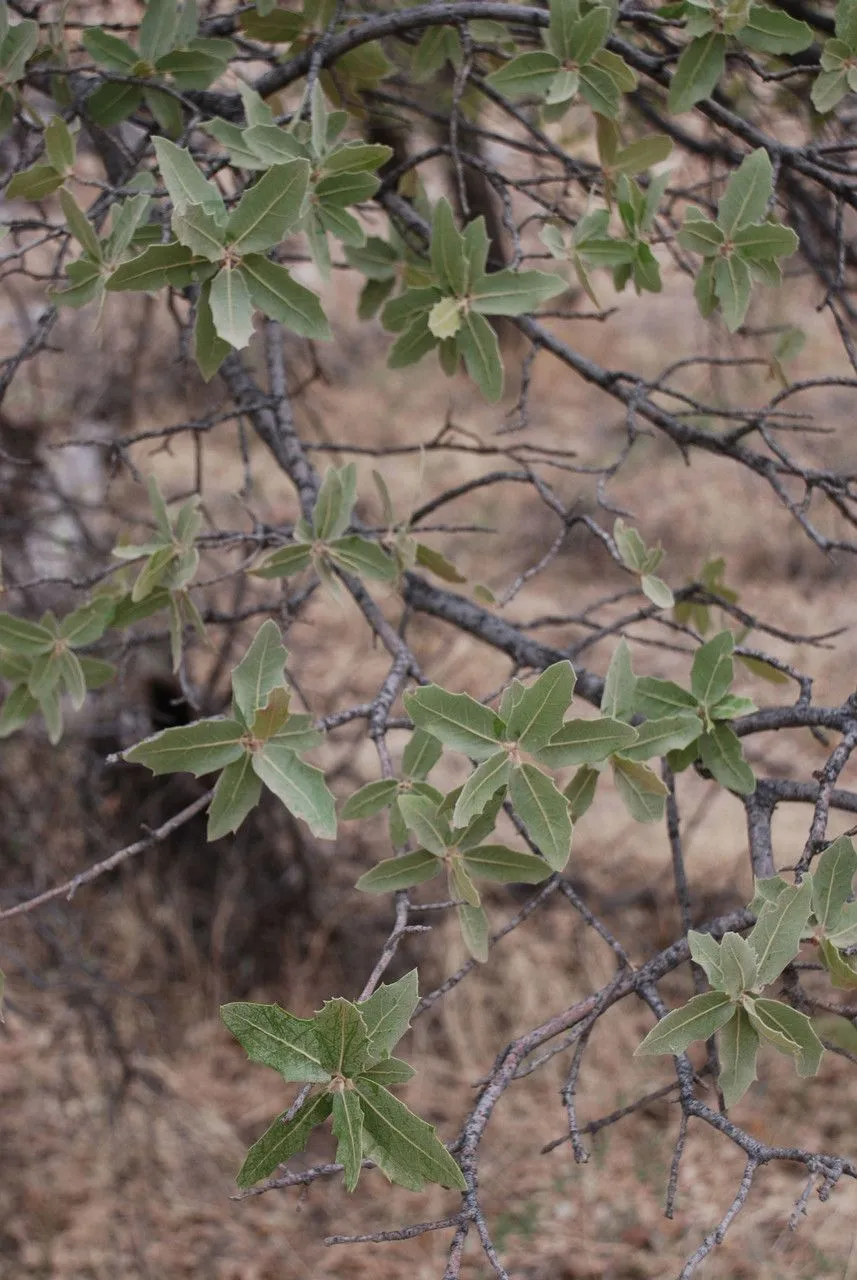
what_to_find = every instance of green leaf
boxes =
[509,763,572,871]
[58,649,87,710]
[733,222,798,262]
[811,67,848,113]
[811,836,857,931]
[251,688,293,742]
[537,716,638,767]
[568,6,612,63]
[564,765,599,821]
[744,997,824,1075]
[154,137,225,215]
[359,1058,416,1087]
[231,619,288,726]
[403,728,443,780]
[641,575,675,609]
[226,161,310,253]
[210,264,255,349]
[79,657,116,690]
[314,999,371,1077]
[470,269,565,317]
[194,278,230,380]
[827,900,857,949]
[357,970,419,1060]
[633,677,698,718]
[0,684,37,737]
[328,535,397,581]
[449,857,481,907]
[342,779,399,819]
[124,717,245,776]
[45,117,74,174]
[819,937,857,989]
[698,723,755,794]
[220,1002,329,1082]
[356,849,441,894]
[718,932,759,997]
[636,991,735,1056]
[332,1090,364,1191]
[388,316,438,370]
[613,135,673,175]
[619,713,701,762]
[316,170,379,209]
[7,164,64,201]
[58,596,114,647]
[414,543,466,584]
[453,751,511,829]
[404,686,502,760]
[458,902,489,962]
[677,209,725,257]
[579,62,622,116]
[353,1079,466,1190]
[457,311,503,402]
[691,631,734,708]
[668,33,726,114]
[549,0,582,59]
[241,254,330,340]
[236,1094,333,1188]
[207,752,262,840]
[140,0,180,61]
[718,148,773,235]
[324,142,392,176]
[80,28,138,71]
[172,201,226,260]
[485,51,560,99]
[0,18,39,81]
[737,4,812,52]
[58,188,102,262]
[714,254,753,332]
[709,693,756,719]
[746,879,813,985]
[718,1006,759,1106]
[397,792,451,856]
[505,660,576,751]
[462,844,551,885]
[611,757,668,823]
[602,638,636,721]
[106,242,197,293]
[312,464,356,542]
[251,543,313,579]
[253,743,337,839]
[688,930,726,989]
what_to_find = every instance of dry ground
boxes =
[1,197,857,1280]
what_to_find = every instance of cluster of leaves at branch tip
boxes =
[251,463,397,587]
[122,618,337,842]
[221,970,467,1192]
[613,519,674,609]
[637,836,857,1106]
[677,148,799,332]
[812,0,857,111]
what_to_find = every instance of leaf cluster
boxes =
[221,970,466,1192]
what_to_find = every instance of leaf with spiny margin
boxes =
[354,1078,466,1190]
[748,874,791,915]
[463,844,551,885]
[397,792,451,856]
[236,1094,333,1188]
[226,160,310,254]
[154,137,225,215]
[106,242,199,294]
[404,686,502,760]
[357,970,419,1061]
[564,765,599,821]
[718,933,759,998]
[342,779,399,819]
[355,849,441,894]
[124,717,244,776]
[505,660,575,751]
[452,790,506,852]
[207,752,261,840]
[210,264,255,349]
[698,723,755,794]
[332,1090,364,1192]
[601,638,636,721]
[172,201,226,260]
[746,879,813,985]
[635,991,735,1056]
[819,937,857,989]
[811,835,857,930]
[452,751,510,829]
[402,727,442,780]
[612,756,667,823]
[619,713,702,762]
[252,743,336,839]
[314,999,371,1077]
[718,1006,759,1106]
[688,930,727,989]
[718,148,773,235]
[266,714,323,753]
[537,715,638,767]
[744,996,824,1075]
[359,1058,416,1087]
[240,254,331,339]
[458,902,489,962]
[509,763,572,871]
[220,1002,329,1083]
[229,620,287,726]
